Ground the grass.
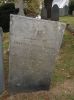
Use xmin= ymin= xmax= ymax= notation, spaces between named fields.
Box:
xmin=0 ymin=16 xmax=74 ymax=100
xmin=60 ymin=16 xmax=74 ymax=24
xmin=52 ymin=30 xmax=74 ymax=85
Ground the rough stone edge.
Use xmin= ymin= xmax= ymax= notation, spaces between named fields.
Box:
xmin=10 ymin=14 xmax=66 ymax=27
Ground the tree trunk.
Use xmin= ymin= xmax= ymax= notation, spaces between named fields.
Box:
xmin=44 ymin=0 xmax=53 ymax=18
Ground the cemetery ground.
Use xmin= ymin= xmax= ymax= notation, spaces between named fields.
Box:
xmin=0 ymin=16 xmax=74 ymax=100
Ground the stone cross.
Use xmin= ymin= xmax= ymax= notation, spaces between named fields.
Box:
xmin=15 ymin=0 xmax=24 ymax=15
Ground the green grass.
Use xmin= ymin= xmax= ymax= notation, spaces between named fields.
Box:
xmin=52 ymin=30 xmax=74 ymax=85
xmin=52 ymin=16 xmax=74 ymax=86
xmin=60 ymin=16 xmax=74 ymax=24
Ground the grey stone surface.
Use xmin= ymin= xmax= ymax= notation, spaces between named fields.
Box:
xmin=0 ymin=27 xmax=4 ymax=94
xmin=51 ymin=5 xmax=59 ymax=21
xmin=8 ymin=14 xmax=66 ymax=94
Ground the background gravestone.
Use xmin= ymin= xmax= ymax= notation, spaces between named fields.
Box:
xmin=41 ymin=7 xmax=47 ymax=19
xmin=64 ymin=5 xmax=69 ymax=16
xmin=0 ymin=27 xmax=4 ymax=94
xmin=8 ymin=14 xmax=66 ymax=94
xmin=59 ymin=7 xmax=65 ymax=17
xmin=51 ymin=5 xmax=59 ymax=21
xmin=72 ymin=11 xmax=74 ymax=16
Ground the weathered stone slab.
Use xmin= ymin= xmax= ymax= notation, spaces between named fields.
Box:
xmin=8 ymin=15 xmax=66 ymax=94
xmin=0 ymin=27 xmax=4 ymax=94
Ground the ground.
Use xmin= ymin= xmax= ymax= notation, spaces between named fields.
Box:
xmin=0 ymin=16 xmax=74 ymax=100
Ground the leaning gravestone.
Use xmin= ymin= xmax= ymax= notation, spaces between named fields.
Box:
xmin=0 ymin=27 xmax=4 ymax=94
xmin=8 ymin=14 xmax=66 ymax=94
xmin=51 ymin=5 xmax=59 ymax=21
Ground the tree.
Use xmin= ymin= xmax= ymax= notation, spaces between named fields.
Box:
xmin=44 ymin=0 xmax=53 ymax=18
xmin=26 ymin=0 xmax=40 ymax=15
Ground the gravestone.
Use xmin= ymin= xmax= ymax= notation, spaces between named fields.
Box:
xmin=51 ymin=5 xmax=59 ymax=21
xmin=8 ymin=14 xmax=66 ymax=94
xmin=64 ymin=5 xmax=69 ymax=16
xmin=41 ymin=7 xmax=47 ymax=19
xmin=0 ymin=27 xmax=4 ymax=94
xmin=72 ymin=11 xmax=74 ymax=16
xmin=59 ymin=8 xmax=65 ymax=16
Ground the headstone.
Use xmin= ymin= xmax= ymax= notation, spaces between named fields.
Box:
xmin=59 ymin=8 xmax=65 ymax=16
xmin=51 ymin=5 xmax=59 ymax=21
xmin=64 ymin=5 xmax=69 ymax=16
xmin=0 ymin=27 xmax=4 ymax=94
xmin=41 ymin=7 xmax=47 ymax=19
xmin=8 ymin=14 xmax=66 ymax=94
xmin=72 ymin=11 xmax=74 ymax=16
xmin=59 ymin=6 xmax=69 ymax=17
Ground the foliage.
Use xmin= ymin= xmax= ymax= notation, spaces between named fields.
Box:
xmin=0 ymin=3 xmax=19 ymax=32
xmin=69 ymin=0 xmax=74 ymax=15
xmin=24 ymin=0 xmax=40 ymax=16
xmin=0 ymin=0 xmax=40 ymax=16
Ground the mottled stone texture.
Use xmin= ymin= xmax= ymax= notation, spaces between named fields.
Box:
xmin=0 ymin=27 xmax=4 ymax=94
xmin=8 ymin=15 xmax=66 ymax=94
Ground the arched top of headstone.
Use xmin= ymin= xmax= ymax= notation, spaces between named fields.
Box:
xmin=53 ymin=4 xmax=59 ymax=9
xmin=52 ymin=0 xmax=69 ymax=8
